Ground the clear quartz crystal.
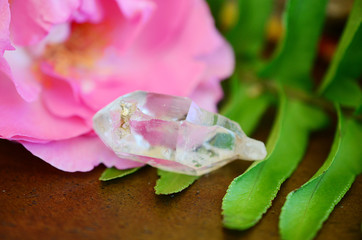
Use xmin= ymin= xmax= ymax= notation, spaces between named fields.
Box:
xmin=93 ymin=91 xmax=267 ymax=176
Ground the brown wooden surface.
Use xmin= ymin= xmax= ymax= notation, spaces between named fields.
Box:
xmin=0 ymin=121 xmax=361 ymax=240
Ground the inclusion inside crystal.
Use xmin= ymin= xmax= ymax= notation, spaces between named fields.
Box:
xmin=93 ymin=91 xmax=267 ymax=176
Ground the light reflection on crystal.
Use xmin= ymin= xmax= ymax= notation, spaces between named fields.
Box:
xmin=93 ymin=91 xmax=267 ymax=176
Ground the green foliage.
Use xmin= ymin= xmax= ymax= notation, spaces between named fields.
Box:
xmin=99 ymin=167 xmax=141 ymax=181
xmin=222 ymin=95 xmax=328 ymax=230
xmin=220 ymin=0 xmax=362 ymax=235
xmin=319 ymin=0 xmax=362 ymax=108
xmin=221 ymin=75 xmax=272 ymax=135
xmin=154 ymin=169 xmax=199 ymax=195
xmin=260 ymin=0 xmax=329 ymax=90
xmin=279 ymin=108 xmax=362 ymax=240
xmin=226 ymin=0 xmax=274 ymax=60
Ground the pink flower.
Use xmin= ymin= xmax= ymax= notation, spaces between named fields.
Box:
xmin=0 ymin=0 xmax=234 ymax=172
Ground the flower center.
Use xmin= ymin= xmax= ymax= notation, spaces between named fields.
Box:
xmin=42 ymin=22 xmax=111 ymax=77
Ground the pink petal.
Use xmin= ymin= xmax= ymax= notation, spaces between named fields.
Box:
xmin=0 ymin=58 xmax=90 ymax=141
xmin=38 ymin=63 xmax=93 ymax=124
xmin=175 ymin=0 xmax=224 ymax=56
xmin=0 ymin=0 xmax=13 ymax=54
xmin=189 ymin=78 xmax=223 ymax=113
xmin=41 ymin=74 xmax=94 ymax=125
xmin=80 ymin=79 xmax=138 ymax=110
xmin=98 ymin=0 xmax=155 ymax=53
xmin=4 ymin=48 xmax=42 ymax=102
xmin=21 ymin=135 xmax=145 ymax=172
xmin=189 ymin=42 xmax=234 ymax=112
xmin=134 ymin=0 xmax=222 ymax=55
xmin=9 ymin=0 xmax=80 ymax=45
xmin=197 ymin=42 xmax=234 ymax=82
xmin=72 ymin=0 xmax=104 ymax=23
xmin=132 ymin=0 xmax=192 ymax=52
xmin=115 ymin=0 xmax=155 ymax=21
xmin=80 ymin=53 xmax=206 ymax=110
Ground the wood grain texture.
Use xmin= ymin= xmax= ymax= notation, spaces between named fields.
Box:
xmin=0 ymin=119 xmax=361 ymax=240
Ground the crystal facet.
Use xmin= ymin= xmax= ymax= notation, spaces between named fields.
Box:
xmin=93 ymin=91 xmax=267 ymax=176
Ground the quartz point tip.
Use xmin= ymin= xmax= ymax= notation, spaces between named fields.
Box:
xmin=93 ymin=91 xmax=267 ymax=176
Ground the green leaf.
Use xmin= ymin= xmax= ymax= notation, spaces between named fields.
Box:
xmin=355 ymin=105 xmax=362 ymax=116
xmin=279 ymin=108 xmax=362 ymax=240
xmin=319 ymin=0 xmax=362 ymax=108
xmin=322 ymin=78 xmax=361 ymax=108
xmin=221 ymin=78 xmax=271 ymax=135
xmin=226 ymin=0 xmax=274 ymax=59
xmin=260 ymin=0 xmax=328 ymax=90
xmin=155 ymin=169 xmax=199 ymax=195
xmin=222 ymin=94 xmax=328 ymax=230
xmin=99 ymin=167 xmax=141 ymax=181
